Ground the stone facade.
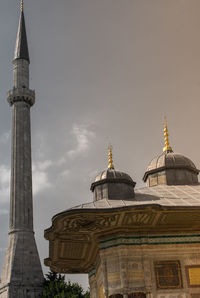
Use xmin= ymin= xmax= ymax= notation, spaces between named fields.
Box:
xmin=89 ymin=235 xmax=200 ymax=298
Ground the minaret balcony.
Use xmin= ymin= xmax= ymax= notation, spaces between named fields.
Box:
xmin=7 ymin=87 xmax=35 ymax=106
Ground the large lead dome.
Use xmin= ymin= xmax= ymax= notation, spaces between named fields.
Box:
xmin=143 ymin=120 xmax=199 ymax=186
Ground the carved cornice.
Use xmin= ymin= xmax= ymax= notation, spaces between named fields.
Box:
xmin=44 ymin=205 xmax=200 ymax=273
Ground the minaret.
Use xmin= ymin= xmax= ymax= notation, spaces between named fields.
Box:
xmin=0 ymin=2 xmax=44 ymax=297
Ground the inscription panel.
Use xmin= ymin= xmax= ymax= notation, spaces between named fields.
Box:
xmin=154 ymin=260 xmax=182 ymax=289
xmin=186 ymin=265 xmax=200 ymax=287
xmin=122 ymin=212 xmax=154 ymax=226
xmin=127 ymin=271 xmax=144 ymax=281
xmin=107 ymin=272 xmax=120 ymax=283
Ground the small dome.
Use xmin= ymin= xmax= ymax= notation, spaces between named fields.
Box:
xmin=145 ymin=152 xmax=198 ymax=173
xmin=143 ymin=151 xmax=199 ymax=186
xmin=91 ymin=168 xmax=136 ymax=201
xmin=93 ymin=168 xmax=134 ymax=184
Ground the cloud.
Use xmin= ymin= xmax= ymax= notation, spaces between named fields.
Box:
xmin=0 ymin=208 xmax=9 ymax=215
xmin=32 ymin=160 xmax=52 ymax=195
xmin=61 ymin=169 xmax=70 ymax=177
xmin=33 ymin=133 xmax=47 ymax=159
xmin=0 ymin=131 xmax=10 ymax=145
xmin=0 ymin=165 xmax=10 ymax=204
xmin=34 ymin=160 xmax=53 ymax=171
xmin=0 ymin=159 xmax=53 ymax=202
xmin=31 ymin=123 xmax=96 ymax=193
xmin=67 ymin=124 xmax=95 ymax=159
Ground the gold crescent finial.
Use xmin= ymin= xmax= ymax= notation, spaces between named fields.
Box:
xmin=108 ymin=145 xmax=114 ymax=169
xmin=162 ymin=116 xmax=173 ymax=153
xmin=21 ymin=0 xmax=24 ymax=11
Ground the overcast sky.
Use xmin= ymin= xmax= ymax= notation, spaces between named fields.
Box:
xmin=0 ymin=0 xmax=200 ymax=290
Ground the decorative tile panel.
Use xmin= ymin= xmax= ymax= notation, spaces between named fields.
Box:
xmin=154 ymin=260 xmax=182 ymax=289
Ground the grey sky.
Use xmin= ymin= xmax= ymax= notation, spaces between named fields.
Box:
xmin=0 ymin=0 xmax=200 ymax=290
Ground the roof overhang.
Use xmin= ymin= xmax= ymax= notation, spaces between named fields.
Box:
xmin=44 ymin=204 xmax=200 ymax=273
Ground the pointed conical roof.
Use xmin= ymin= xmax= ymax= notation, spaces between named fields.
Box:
xmin=14 ymin=10 xmax=30 ymax=63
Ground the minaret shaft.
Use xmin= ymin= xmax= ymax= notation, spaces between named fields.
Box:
xmin=10 ymin=102 xmax=33 ymax=231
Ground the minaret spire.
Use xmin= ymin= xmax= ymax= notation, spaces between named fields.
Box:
xmin=0 ymin=2 xmax=43 ymax=297
xmin=14 ymin=0 xmax=29 ymax=63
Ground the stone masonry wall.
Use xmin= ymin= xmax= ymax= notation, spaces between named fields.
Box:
xmin=89 ymin=234 xmax=200 ymax=298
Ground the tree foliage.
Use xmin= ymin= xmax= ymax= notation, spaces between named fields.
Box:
xmin=41 ymin=271 xmax=90 ymax=298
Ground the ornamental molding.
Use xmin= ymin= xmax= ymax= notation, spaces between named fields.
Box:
xmin=99 ymin=234 xmax=200 ymax=250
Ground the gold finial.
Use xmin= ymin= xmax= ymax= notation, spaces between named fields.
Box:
xmin=162 ymin=116 xmax=173 ymax=153
xmin=108 ymin=145 xmax=114 ymax=169
xmin=21 ymin=0 xmax=24 ymax=11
